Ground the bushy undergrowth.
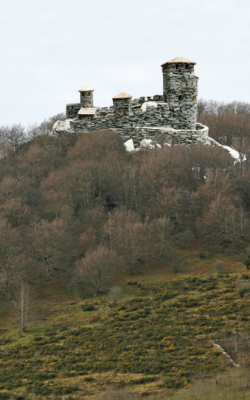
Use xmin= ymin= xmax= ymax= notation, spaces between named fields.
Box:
xmin=0 ymin=273 xmax=250 ymax=398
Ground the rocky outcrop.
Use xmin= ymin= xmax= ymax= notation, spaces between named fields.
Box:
xmin=50 ymin=119 xmax=75 ymax=135
xmin=212 ymin=341 xmax=240 ymax=368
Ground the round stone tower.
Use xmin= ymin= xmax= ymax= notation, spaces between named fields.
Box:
xmin=78 ymin=86 xmax=94 ymax=108
xmin=112 ymin=92 xmax=132 ymax=117
xmin=161 ymin=57 xmax=198 ymax=130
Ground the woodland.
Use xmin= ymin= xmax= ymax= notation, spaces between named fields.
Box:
xmin=0 ymin=100 xmax=250 ymax=399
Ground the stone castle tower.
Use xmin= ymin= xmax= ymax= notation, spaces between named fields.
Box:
xmin=161 ymin=57 xmax=198 ymax=130
xmin=112 ymin=92 xmax=132 ymax=117
xmin=78 ymin=86 xmax=94 ymax=108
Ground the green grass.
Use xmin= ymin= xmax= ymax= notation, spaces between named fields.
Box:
xmin=0 ymin=247 xmax=249 ymax=399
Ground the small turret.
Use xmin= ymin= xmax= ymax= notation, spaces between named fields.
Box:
xmin=112 ymin=92 xmax=132 ymax=117
xmin=78 ymin=86 xmax=94 ymax=108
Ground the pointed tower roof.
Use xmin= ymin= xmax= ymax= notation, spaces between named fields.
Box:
xmin=112 ymin=92 xmax=132 ymax=100
xmin=78 ymin=86 xmax=94 ymax=92
xmin=161 ymin=57 xmax=196 ymax=67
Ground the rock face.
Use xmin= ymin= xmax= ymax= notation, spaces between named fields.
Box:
xmin=50 ymin=119 xmax=75 ymax=135
xmin=124 ymin=139 xmax=135 ymax=152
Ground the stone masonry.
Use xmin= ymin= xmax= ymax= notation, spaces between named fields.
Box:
xmin=112 ymin=92 xmax=133 ymax=117
xmin=79 ymin=86 xmax=94 ymax=108
xmin=52 ymin=57 xmax=211 ymax=148
xmin=162 ymin=58 xmax=198 ymax=129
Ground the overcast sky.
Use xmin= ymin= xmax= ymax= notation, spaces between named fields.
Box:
xmin=0 ymin=0 xmax=249 ymax=126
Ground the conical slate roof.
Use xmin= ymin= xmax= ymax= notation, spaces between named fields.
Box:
xmin=112 ymin=92 xmax=132 ymax=99
xmin=161 ymin=57 xmax=196 ymax=67
xmin=78 ymin=86 xmax=94 ymax=92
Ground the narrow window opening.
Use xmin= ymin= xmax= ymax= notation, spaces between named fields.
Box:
xmin=182 ymin=81 xmax=187 ymax=87
xmin=192 ymin=95 xmax=197 ymax=101
xmin=86 ymin=100 xmax=90 ymax=105
xmin=185 ymin=65 xmax=188 ymax=69
xmin=176 ymin=64 xmax=178 ymax=70
xmin=164 ymin=94 xmax=167 ymax=102
xmin=120 ymin=109 xmax=124 ymax=115
xmin=85 ymin=116 xmax=89 ymax=121
xmin=179 ymin=94 xmax=184 ymax=101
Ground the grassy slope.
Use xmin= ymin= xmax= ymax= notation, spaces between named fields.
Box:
xmin=1 ymin=246 xmax=250 ymax=399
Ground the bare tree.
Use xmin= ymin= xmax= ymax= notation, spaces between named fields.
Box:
xmin=153 ymin=216 xmax=172 ymax=257
xmin=6 ymin=123 xmax=26 ymax=151
xmin=0 ymin=126 xmax=13 ymax=159
xmin=0 ymin=217 xmax=24 ymax=303
xmin=74 ymin=245 xmax=124 ymax=294
xmin=27 ymin=113 xmax=65 ymax=139
xmin=26 ymin=218 xmax=74 ymax=283
xmin=215 ymin=259 xmax=225 ymax=274
xmin=12 ymin=282 xmax=42 ymax=332
xmin=197 ymin=194 xmax=247 ymax=248
xmin=103 ymin=209 xmax=151 ymax=275
xmin=109 ymin=286 xmax=124 ymax=305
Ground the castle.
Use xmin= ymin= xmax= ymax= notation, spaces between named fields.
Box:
xmin=52 ymin=57 xmax=212 ymax=149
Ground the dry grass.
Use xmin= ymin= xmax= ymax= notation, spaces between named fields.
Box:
xmin=87 ymin=371 xmax=250 ymax=400
xmin=89 ymin=387 xmax=137 ymax=400
xmin=170 ymin=370 xmax=250 ymax=400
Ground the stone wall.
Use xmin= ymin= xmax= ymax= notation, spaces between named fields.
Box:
xmin=66 ymin=95 xmax=165 ymax=119
xmin=127 ymin=123 xmax=209 ymax=147
xmin=66 ymin=97 xmax=197 ymax=132
xmin=66 ymin=103 xmax=81 ymax=119
xmin=132 ymin=95 xmax=163 ymax=106
xmin=55 ymin=98 xmax=210 ymax=148
xmin=67 ymin=102 xmax=172 ymax=134
xmin=65 ymin=118 xmax=209 ymax=147
xmin=61 ymin=86 xmax=206 ymax=149
xmin=113 ymin=98 xmax=132 ymax=117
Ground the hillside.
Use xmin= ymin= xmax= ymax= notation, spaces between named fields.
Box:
xmin=0 ymin=106 xmax=250 ymax=399
xmin=0 ymin=249 xmax=250 ymax=399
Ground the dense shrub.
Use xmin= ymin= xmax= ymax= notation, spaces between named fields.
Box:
xmin=81 ymin=303 xmax=96 ymax=311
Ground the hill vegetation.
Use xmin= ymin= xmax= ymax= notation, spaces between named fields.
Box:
xmin=0 ymin=100 xmax=250 ymax=399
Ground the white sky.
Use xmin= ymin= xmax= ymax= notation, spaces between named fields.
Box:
xmin=0 ymin=0 xmax=249 ymax=126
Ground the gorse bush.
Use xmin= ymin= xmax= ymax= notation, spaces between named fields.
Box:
xmin=215 ymin=260 xmax=225 ymax=274
xmin=1 ymin=274 xmax=249 ymax=398
xmin=81 ymin=303 xmax=95 ymax=311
